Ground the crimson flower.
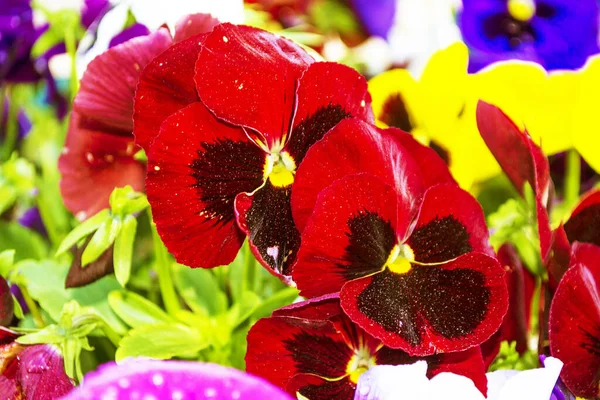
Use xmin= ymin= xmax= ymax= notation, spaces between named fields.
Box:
xmin=135 ymin=23 xmax=372 ymax=281
xmin=0 ymin=328 xmax=74 ymax=399
xmin=59 ymin=14 xmax=220 ymax=220
xmin=246 ymin=295 xmax=488 ymax=400
xmin=291 ymin=118 xmax=508 ymax=355
xmin=549 ymin=242 xmax=600 ymax=398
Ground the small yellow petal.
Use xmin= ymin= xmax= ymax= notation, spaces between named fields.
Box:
xmin=572 ymin=55 xmax=600 ymax=173
xmin=368 ymin=69 xmax=420 ymax=129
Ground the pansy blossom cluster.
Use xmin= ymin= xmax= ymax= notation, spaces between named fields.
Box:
xmin=128 ymin=22 xmax=509 ymax=398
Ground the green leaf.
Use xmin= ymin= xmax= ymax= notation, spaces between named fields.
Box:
xmin=115 ymin=323 xmax=208 ymax=361
xmin=109 ymin=186 xmax=148 ymax=217
xmin=0 ymin=222 xmax=48 ymax=261
xmin=113 ymin=216 xmax=137 ymax=287
xmin=16 ymin=325 xmax=63 ymax=345
xmin=108 ymin=290 xmax=174 ymax=328
xmin=12 ymin=295 xmax=23 ymax=319
xmin=0 ymin=250 xmax=15 ymax=277
xmin=18 ymin=260 xmax=126 ymax=334
xmin=81 ymin=217 xmax=122 ymax=266
xmin=173 ymin=264 xmax=226 ymax=315
xmin=56 ymin=209 xmax=110 ymax=256
xmin=227 ymin=291 xmax=260 ymax=329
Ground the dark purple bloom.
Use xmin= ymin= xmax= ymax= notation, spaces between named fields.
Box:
xmin=348 ymin=0 xmax=397 ymax=39
xmin=0 ymin=0 xmax=44 ymax=83
xmin=109 ymin=23 xmax=150 ymax=48
xmin=459 ymin=0 xmax=600 ymax=72
xmin=18 ymin=207 xmax=47 ymax=237
xmin=61 ymin=358 xmax=293 ymax=400
xmin=81 ymin=0 xmax=110 ymax=29
xmin=0 ymin=97 xmax=32 ymax=145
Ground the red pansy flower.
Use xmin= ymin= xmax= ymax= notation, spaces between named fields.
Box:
xmin=246 ymin=295 xmax=488 ymax=399
xmin=549 ymin=242 xmax=600 ymax=398
xmin=543 ymin=188 xmax=600 ymax=286
xmin=292 ymin=119 xmax=508 ymax=355
xmin=475 ymin=101 xmax=552 ymax=262
xmin=0 ymin=328 xmax=74 ymax=399
xmin=135 ymin=23 xmax=372 ymax=281
xmin=59 ymin=14 xmax=219 ymax=220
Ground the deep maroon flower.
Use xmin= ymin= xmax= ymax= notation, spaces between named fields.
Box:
xmin=549 ymin=242 xmax=600 ymax=398
xmin=0 ymin=276 xmax=13 ymax=326
xmin=291 ymin=118 xmax=508 ymax=355
xmin=61 ymin=358 xmax=292 ymax=400
xmin=0 ymin=328 xmax=74 ymax=399
xmin=59 ymin=15 xmax=218 ymax=220
xmin=476 ymin=101 xmax=552 ymax=261
xmin=135 ymin=23 xmax=373 ymax=281
xmin=246 ymin=295 xmax=487 ymax=399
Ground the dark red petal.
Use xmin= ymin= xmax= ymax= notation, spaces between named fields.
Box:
xmin=59 ymin=112 xmax=145 ymax=219
xmin=294 ymin=174 xmax=399 ymax=298
xmin=273 ymin=294 xmax=343 ymax=321
xmin=75 ymin=28 xmax=172 ymax=132
xmin=65 ymin=238 xmax=114 ymax=288
xmin=407 ymin=184 xmax=494 ymax=263
xmin=388 ymin=128 xmax=456 ymax=188
xmin=18 ymin=345 xmax=75 ymax=400
xmin=547 ymin=224 xmax=572 ymax=285
xmin=550 ymin=242 xmax=600 ymax=398
xmin=0 ymin=327 xmax=20 ymax=344
xmin=476 ymin=101 xmax=552 ymax=259
xmin=341 ymin=253 xmax=508 ymax=356
xmin=235 ymin=182 xmax=300 ymax=283
xmin=432 ymin=347 xmax=487 ymax=396
xmin=173 ymin=13 xmax=220 ymax=43
xmin=284 ymin=62 xmax=373 ymax=163
xmin=564 ymin=189 xmax=600 ymax=247
xmin=287 ymin=374 xmax=356 ymax=400
xmin=195 ymin=23 xmax=313 ymax=149
xmin=0 ymin=276 xmax=12 ymax=327
xmin=146 ymin=102 xmax=265 ymax=268
xmin=496 ymin=243 xmax=529 ymax=354
xmin=292 ymin=118 xmax=424 ymax=233
xmin=133 ymin=33 xmax=205 ymax=151
xmin=245 ymin=316 xmax=353 ymax=392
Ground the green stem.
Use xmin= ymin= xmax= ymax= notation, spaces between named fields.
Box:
xmin=245 ymin=242 xmax=258 ymax=292
xmin=1 ymin=86 xmax=18 ymax=161
xmin=19 ymin=285 xmax=45 ymax=328
xmin=64 ymin=19 xmax=78 ymax=102
xmin=564 ymin=149 xmax=581 ymax=208
xmin=149 ymin=210 xmax=180 ymax=316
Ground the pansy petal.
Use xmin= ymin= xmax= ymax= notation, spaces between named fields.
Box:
xmin=564 ymin=189 xmax=600 ymax=247
xmin=433 ymin=347 xmax=487 ymax=396
xmin=61 ymin=359 xmax=292 ymax=400
xmin=284 ymin=62 xmax=373 ymax=164
xmin=245 ymin=316 xmax=352 ymax=391
xmin=294 ymin=174 xmax=399 ymax=298
xmin=235 ymin=182 xmax=299 ymax=283
xmin=407 ymin=184 xmax=493 ymax=263
xmin=18 ymin=345 xmax=74 ymax=399
xmin=476 ymin=101 xmax=552 ymax=259
xmin=547 ymin=224 xmax=571 ymax=286
xmin=0 ymin=275 xmax=12 ymax=327
xmin=354 ymin=362 xmax=430 ymax=400
xmin=75 ymin=28 xmax=172 ymax=132
xmin=549 ymin=242 xmax=600 ymax=398
xmin=341 ymin=253 xmax=508 ymax=355
xmin=486 ymin=357 xmax=563 ymax=400
xmin=173 ymin=13 xmax=219 ymax=43
xmin=147 ymin=102 xmax=265 ymax=269
xmin=273 ymin=293 xmax=342 ymax=321
xmin=59 ymin=113 xmax=145 ymax=219
xmin=133 ymin=33 xmax=204 ymax=151
xmin=390 ymin=129 xmax=456 ymax=188
xmin=292 ymin=118 xmax=424 ymax=233
xmin=195 ymin=23 xmax=313 ymax=149
xmin=288 ymin=374 xmax=356 ymax=400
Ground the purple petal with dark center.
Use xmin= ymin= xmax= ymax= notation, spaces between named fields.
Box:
xmin=60 ymin=359 xmax=294 ymax=400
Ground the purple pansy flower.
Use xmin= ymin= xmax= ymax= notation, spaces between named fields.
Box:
xmin=61 ymin=358 xmax=293 ymax=400
xmin=459 ymin=0 xmax=600 ymax=72
xmin=348 ymin=0 xmax=397 ymax=39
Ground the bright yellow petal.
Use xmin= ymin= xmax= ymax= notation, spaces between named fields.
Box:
xmin=368 ymin=68 xmax=420 ymax=129
xmin=572 ymin=55 xmax=600 ymax=173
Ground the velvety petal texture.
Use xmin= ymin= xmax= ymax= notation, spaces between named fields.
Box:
xmin=146 ymin=102 xmax=263 ymax=268
xmin=60 ymin=358 xmax=292 ymax=400
xmin=549 ymin=242 xmax=600 ymax=398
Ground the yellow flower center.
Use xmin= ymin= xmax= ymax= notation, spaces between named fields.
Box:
xmin=346 ymin=346 xmax=376 ymax=384
xmin=385 ymin=243 xmax=415 ymax=275
xmin=507 ymin=0 xmax=536 ymax=22
xmin=264 ymin=151 xmax=296 ymax=187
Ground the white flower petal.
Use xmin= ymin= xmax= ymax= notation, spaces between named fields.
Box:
xmin=354 ymin=361 xmax=430 ymax=400
xmin=486 ymin=357 xmax=563 ymax=400
xmin=428 ymin=372 xmax=486 ymax=400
